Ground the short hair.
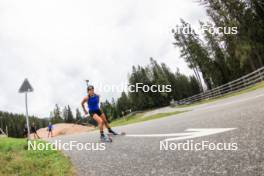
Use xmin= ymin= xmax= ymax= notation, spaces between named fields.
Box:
xmin=87 ymin=85 xmax=94 ymax=91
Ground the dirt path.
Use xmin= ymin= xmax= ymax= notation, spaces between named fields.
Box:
xmin=31 ymin=123 xmax=95 ymax=139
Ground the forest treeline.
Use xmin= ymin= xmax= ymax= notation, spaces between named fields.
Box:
xmin=100 ymin=58 xmax=201 ymax=121
xmin=0 ymin=106 xmax=85 ymax=138
xmin=173 ymin=0 xmax=264 ymax=89
xmin=120 ymin=59 xmax=198 ymax=110
xmin=0 ymin=111 xmax=48 ymax=138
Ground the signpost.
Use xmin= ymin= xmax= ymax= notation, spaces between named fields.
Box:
xmin=19 ymin=78 xmax=34 ymax=139
xmin=85 ymin=80 xmax=89 ymax=88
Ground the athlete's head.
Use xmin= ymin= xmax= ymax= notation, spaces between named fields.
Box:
xmin=87 ymin=85 xmax=94 ymax=96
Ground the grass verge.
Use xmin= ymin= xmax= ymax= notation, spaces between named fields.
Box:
xmin=176 ymin=81 xmax=264 ymax=108
xmin=0 ymin=137 xmax=74 ymax=176
xmin=110 ymin=111 xmax=186 ymax=127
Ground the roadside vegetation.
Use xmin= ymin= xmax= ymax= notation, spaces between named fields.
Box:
xmin=0 ymin=137 xmax=74 ymax=176
xmin=110 ymin=111 xmax=186 ymax=127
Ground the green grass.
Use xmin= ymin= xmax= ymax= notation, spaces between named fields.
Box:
xmin=110 ymin=111 xmax=186 ymax=127
xmin=0 ymin=137 xmax=74 ymax=176
xmin=176 ymin=81 xmax=264 ymax=108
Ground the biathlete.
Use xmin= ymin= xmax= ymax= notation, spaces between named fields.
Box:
xmin=81 ymin=85 xmax=118 ymax=141
xmin=47 ymin=122 xmax=53 ymax=138
xmin=31 ymin=122 xmax=40 ymax=139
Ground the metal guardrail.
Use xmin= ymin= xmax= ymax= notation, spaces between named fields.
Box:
xmin=175 ymin=66 xmax=264 ymax=105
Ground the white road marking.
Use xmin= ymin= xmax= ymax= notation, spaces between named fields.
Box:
xmin=125 ymin=128 xmax=236 ymax=142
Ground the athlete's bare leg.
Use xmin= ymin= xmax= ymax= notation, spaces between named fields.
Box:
xmin=92 ymin=114 xmax=104 ymax=132
xmin=100 ymin=113 xmax=111 ymax=129
xmin=100 ymin=113 xmax=118 ymax=135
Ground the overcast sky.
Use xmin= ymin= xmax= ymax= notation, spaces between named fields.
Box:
xmin=0 ymin=0 xmax=207 ymax=117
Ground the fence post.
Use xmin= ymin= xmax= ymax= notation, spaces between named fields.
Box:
xmin=229 ymin=82 xmax=233 ymax=92
xmin=258 ymin=69 xmax=263 ymax=81
xmin=6 ymin=126 xmax=8 ymax=137
xmin=243 ymin=78 xmax=248 ymax=88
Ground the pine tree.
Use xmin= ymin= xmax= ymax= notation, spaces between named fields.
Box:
xmin=52 ymin=104 xmax=63 ymax=124
xmin=76 ymin=108 xmax=82 ymax=122
xmin=67 ymin=105 xmax=74 ymax=123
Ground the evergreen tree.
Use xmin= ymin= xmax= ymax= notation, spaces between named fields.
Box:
xmin=117 ymin=58 xmax=201 ymax=112
xmin=67 ymin=105 xmax=74 ymax=123
xmin=63 ymin=106 xmax=68 ymax=122
xmin=52 ymin=104 xmax=63 ymax=124
xmin=0 ymin=111 xmax=48 ymax=138
xmin=62 ymin=105 xmax=74 ymax=123
xmin=76 ymin=108 xmax=82 ymax=122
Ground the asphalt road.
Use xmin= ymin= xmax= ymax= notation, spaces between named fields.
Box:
xmin=48 ymin=88 xmax=264 ymax=176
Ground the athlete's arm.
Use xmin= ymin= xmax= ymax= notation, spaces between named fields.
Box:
xmin=81 ymin=96 xmax=89 ymax=115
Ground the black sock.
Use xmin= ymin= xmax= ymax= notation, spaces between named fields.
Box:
xmin=100 ymin=131 xmax=104 ymax=137
xmin=108 ymin=128 xmax=117 ymax=135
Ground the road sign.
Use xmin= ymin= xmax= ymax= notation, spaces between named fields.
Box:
xmin=19 ymin=78 xmax=34 ymax=139
xmin=19 ymin=78 xmax=33 ymax=93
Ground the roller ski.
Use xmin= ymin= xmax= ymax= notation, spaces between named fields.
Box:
xmin=100 ymin=134 xmax=112 ymax=143
xmin=108 ymin=128 xmax=119 ymax=135
xmin=108 ymin=129 xmax=126 ymax=136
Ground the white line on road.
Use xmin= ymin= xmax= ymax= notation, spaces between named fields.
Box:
xmin=125 ymin=128 xmax=236 ymax=142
